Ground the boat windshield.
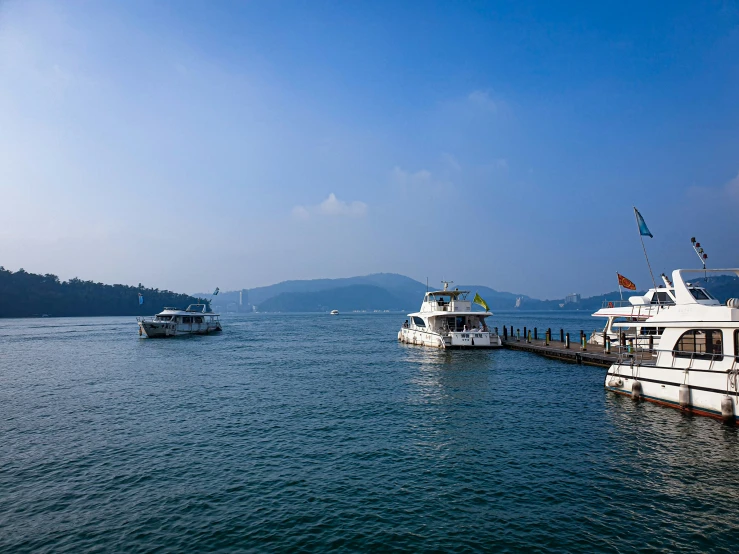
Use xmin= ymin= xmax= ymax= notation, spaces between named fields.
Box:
xmin=155 ymin=315 xmax=173 ymax=321
xmin=688 ymin=288 xmax=710 ymax=300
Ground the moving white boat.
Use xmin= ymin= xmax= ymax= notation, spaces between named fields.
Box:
xmin=330 ymin=310 xmax=339 ymax=315
xmin=398 ymin=282 xmax=502 ymax=349
xmin=604 ymin=268 xmax=739 ymax=423
xmin=137 ymin=304 xmax=222 ymax=338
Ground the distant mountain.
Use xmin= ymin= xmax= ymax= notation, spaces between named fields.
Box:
xmin=208 ymin=272 xmax=739 ymax=314
xmin=257 ymin=284 xmax=407 ymax=312
xmin=248 ymin=273 xmax=427 ymax=306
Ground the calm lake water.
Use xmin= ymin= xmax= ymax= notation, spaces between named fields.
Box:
xmin=1 ymin=312 xmax=738 ymax=552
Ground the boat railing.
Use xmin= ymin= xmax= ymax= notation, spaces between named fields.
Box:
xmin=616 ymin=345 xmax=725 ymax=369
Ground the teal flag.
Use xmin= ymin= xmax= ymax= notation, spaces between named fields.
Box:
xmin=138 ymin=293 xmax=143 ymax=305
xmin=634 ymin=207 xmax=653 ymax=238
xmin=213 ymin=287 xmax=220 ymax=296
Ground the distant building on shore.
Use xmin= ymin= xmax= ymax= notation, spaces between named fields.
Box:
xmin=564 ymin=293 xmax=581 ymax=304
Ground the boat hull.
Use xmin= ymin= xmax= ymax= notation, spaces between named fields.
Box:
xmin=139 ymin=321 xmax=222 ymax=338
xmin=398 ymin=327 xmax=502 ymax=349
xmin=605 ymin=363 xmax=739 ymax=423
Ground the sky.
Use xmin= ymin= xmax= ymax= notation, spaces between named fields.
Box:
xmin=1 ymin=0 xmax=738 ymax=299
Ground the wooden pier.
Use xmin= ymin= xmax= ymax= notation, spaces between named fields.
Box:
xmin=496 ymin=326 xmax=657 ymax=368
xmin=501 ymin=337 xmax=617 ymax=368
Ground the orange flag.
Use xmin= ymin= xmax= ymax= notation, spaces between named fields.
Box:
xmin=617 ymin=273 xmax=636 ymax=290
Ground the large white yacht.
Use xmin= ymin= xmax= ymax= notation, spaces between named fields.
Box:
xmin=604 ymin=268 xmax=739 ymax=423
xmin=398 ymin=282 xmax=502 ymax=349
xmin=137 ymin=304 xmax=222 ymax=338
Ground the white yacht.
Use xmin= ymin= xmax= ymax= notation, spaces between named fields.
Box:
xmin=330 ymin=310 xmax=339 ymax=315
xmin=398 ymin=282 xmax=502 ymax=349
xmin=604 ymin=268 xmax=739 ymax=423
xmin=588 ymin=274 xmax=675 ymax=347
xmin=137 ymin=304 xmax=222 ymax=338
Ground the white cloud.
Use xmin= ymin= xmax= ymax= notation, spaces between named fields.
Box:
xmin=441 ymin=152 xmax=461 ymax=172
xmin=467 ymin=90 xmax=498 ymax=113
xmin=391 ymin=166 xmax=432 ymax=187
xmin=293 ymin=193 xmax=367 ymax=219
xmin=726 ymin=171 xmax=739 ymax=199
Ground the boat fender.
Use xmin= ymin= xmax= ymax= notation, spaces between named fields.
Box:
xmin=607 ymin=377 xmax=623 ymax=388
xmin=721 ymin=396 xmax=734 ymax=424
xmin=398 ymin=331 xmax=402 ymax=341
xmin=139 ymin=326 xmax=142 ymax=337
xmin=631 ymin=380 xmax=643 ymax=400
xmin=678 ymin=384 xmax=691 ymax=409
xmin=727 ymin=298 xmax=739 ymax=308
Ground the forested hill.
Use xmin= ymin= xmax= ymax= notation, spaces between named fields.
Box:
xmin=0 ymin=267 xmax=207 ymax=318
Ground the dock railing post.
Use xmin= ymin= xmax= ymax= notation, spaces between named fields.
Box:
xmin=510 ymin=326 xmax=513 ymax=338
xmin=517 ymin=329 xmax=520 ymax=342
xmin=560 ymin=329 xmax=564 ymax=343
xmin=545 ymin=329 xmax=550 ymax=346
xmin=534 ymin=327 xmax=538 ymax=340
xmin=524 ymin=326 xmax=527 ymax=340
xmin=503 ymin=326 xmax=507 ymax=340
xmin=527 ymin=330 xmax=532 ymax=343
xmin=565 ymin=333 xmax=570 ymax=349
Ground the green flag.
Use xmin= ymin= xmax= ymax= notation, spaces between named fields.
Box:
xmin=473 ymin=292 xmax=490 ymax=312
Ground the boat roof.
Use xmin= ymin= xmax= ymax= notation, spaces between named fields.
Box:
xmin=157 ymin=304 xmax=219 ymax=315
xmin=425 ymin=289 xmax=470 ymax=298
xmin=407 ymin=311 xmax=491 ymax=318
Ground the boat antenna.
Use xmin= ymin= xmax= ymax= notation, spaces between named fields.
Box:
xmin=426 ymin=277 xmax=429 ymax=293
xmin=690 ymin=237 xmax=708 ymax=280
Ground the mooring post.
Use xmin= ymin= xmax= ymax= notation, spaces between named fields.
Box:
xmin=605 ymin=336 xmax=611 ymax=354
xmin=527 ymin=330 xmax=532 ymax=343
xmin=565 ymin=332 xmax=570 ymax=349
xmin=534 ymin=327 xmax=538 ymax=340
xmin=517 ymin=329 xmax=520 ymax=341
xmin=545 ymin=329 xmax=550 ymax=346
xmin=560 ymin=329 xmax=564 ymax=342
xmin=524 ymin=326 xmax=527 ymax=340
xmin=648 ymin=334 xmax=654 ymax=353
xmin=503 ymin=326 xmax=507 ymax=340
xmin=582 ymin=333 xmax=587 ymax=351
xmin=628 ymin=338 xmax=634 ymax=354
xmin=510 ymin=326 xmax=513 ymax=338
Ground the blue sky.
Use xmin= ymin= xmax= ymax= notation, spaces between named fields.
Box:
xmin=1 ymin=1 xmax=737 ymax=298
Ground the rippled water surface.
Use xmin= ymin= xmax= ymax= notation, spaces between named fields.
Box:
xmin=1 ymin=312 xmax=739 ymax=552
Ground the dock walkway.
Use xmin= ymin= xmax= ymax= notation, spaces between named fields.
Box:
xmin=501 ymin=337 xmax=623 ymax=368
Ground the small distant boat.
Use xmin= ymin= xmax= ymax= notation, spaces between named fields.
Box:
xmin=330 ymin=310 xmax=339 ymax=315
xmin=398 ymin=281 xmax=502 ymax=349
xmin=137 ymin=304 xmax=222 ymax=338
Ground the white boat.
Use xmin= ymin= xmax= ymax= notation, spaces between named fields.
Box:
xmin=604 ymin=268 xmax=739 ymax=423
xmin=330 ymin=310 xmax=339 ymax=315
xmin=137 ymin=304 xmax=222 ymax=338
xmin=588 ymin=273 xmax=675 ymax=347
xmin=398 ymin=282 xmax=502 ymax=349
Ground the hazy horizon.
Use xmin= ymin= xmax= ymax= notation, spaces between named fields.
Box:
xmin=2 ymin=1 xmax=738 ymax=298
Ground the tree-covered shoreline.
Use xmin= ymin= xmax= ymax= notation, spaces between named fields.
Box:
xmin=0 ymin=267 xmax=207 ymax=318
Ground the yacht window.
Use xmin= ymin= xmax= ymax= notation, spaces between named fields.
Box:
xmin=651 ymin=291 xmax=675 ymax=305
xmin=156 ymin=315 xmax=172 ymax=321
xmin=689 ymin=288 xmax=710 ymax=300
xmin=412 ymin=316 xmax=426 ymax=327
xmin=674 ymin=329 xmax=723 ymax=361
xmin=194 ymin=317 xmax=203 ymax=324
xmin=182 ymin=316 xmax=192 ymax=324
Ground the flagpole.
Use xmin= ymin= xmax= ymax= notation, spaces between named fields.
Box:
xmin=633 ymin=207 xmax=659 ymax=302
xmin=617 ymin=273 xmax=623 ymax=302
